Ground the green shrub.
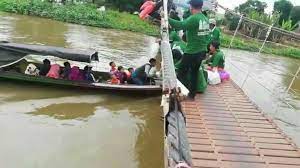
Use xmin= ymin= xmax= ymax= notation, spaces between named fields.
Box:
xmin=0 ymin=0 xmax=159 ymax=36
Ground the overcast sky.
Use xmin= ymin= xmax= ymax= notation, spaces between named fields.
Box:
xmin=217 ymin=0 xmax=300 ymax=14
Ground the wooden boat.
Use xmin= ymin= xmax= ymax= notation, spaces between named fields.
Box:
xmin=0 ymin=42 xmax=162 ymax=96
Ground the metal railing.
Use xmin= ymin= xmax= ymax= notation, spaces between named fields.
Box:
xmin=219 ymin=2 xmax=300 ymax=127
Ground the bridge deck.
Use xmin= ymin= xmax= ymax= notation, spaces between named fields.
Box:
xmin=182 ymin=81 xmax=300 ymax=168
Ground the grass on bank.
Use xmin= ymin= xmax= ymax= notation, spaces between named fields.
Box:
xmin=0 ymin=0 xmax=299 ymax=58
xmin=0 ymin=0 xmax=160 ymax=36
xmin=222 ymin=34 xmax=300 ymax=59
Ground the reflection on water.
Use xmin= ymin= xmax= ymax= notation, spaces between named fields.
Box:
xmin=0 ymin=12 xmax=162 ymax=168
xmin=30 ymin=103 xmax=99 ymax=120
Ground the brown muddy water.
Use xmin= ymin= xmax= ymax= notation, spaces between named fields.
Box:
xmin=0 ymin=13 xmax=163 ymax=168
xmin=0 ymin=12 xmax=300 ymax=167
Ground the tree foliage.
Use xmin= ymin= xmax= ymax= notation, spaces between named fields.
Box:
xmin=273 ymin=0 xmax=293 ymax=25
xmin=290 ymin=6 xmax=300 ymax=26
xmin=236 ymin=0 xmax=267 ymax=14
xmin=105 ymin=0 xmax=143 ymax=12
xmin=281 ymin=19 xmax=298 ymax=31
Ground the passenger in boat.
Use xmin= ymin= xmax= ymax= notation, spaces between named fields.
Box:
xmin=83 ymin=65 xmax=96 ymax=82
xmin=207 ymin=41 xmax=224 ymax=71
xmin=109 ymin=61 xmax=117 ymax=74
xmin=61 ymin=62 xmax=71 ymax=79
xmin=115 ymin=66 xmax=127 ymax=84
xmin=109 ymin=74 xmax=120 ymax=84
xmin=46 ymin=64 xmax=61 ymax=79
xmin=168 ymin=0 xmax=210 ymax=100
xmin=25 ymin=63 xmax=40 ymax=76
xmin=39 ymin=59 xmax=51 ymax=76
xmin=209 ymin=19 xmax=221 ymax=44
xmin=69 ymin=66 xmax=83 ymax=81
xmin=132 ymin=58 xmax=157 ymax=85
xmin=126 ymin=68 xmax=134 ymax=84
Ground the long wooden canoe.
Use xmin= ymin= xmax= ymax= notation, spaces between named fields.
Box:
xmin=0 ymin=71 xmax=162 ymax=96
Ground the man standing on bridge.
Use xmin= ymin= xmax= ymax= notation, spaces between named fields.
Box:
xmin=168 ymin=0 xmax=210 ymax=100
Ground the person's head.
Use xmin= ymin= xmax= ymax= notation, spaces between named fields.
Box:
xmin=83 ymin=65 xmax=89 ymax=72
xmin=43 ymin=59 xmax=50 ymax=65
xmin=189 ymin=0 xmax=203 ymax=14
xmin=118 ymin=66 xmax=124 ymax=72
xmin=128 ymin=68 xmax=134 ymax=73
xmin=64 ymin=62 xmax=71 ymax=68
xmin=209 ymin=41 xmax=220 ymax=54
xmin=149 ymin=58 xmax=157 ymax=67
xmin=209 ymin=19 xmax=216 ymax=29
xmin=109 ymin=61 xmax=116 ymax=67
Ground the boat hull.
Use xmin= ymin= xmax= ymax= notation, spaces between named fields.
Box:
xmin=0 ymin=71 xmax=162 ymax=96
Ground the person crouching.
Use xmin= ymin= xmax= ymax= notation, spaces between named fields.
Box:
xmin=131 ymin=58 xmax=157 ymax=85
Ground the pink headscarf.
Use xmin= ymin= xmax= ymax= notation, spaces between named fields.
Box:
xmin=46 ymin=64 xmax=60 ymax=79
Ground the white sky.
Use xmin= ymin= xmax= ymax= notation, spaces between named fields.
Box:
xmin=217 ymin=0 xmax=300 ymax=14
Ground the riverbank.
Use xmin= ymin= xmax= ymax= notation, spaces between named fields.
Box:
xmin=0 ymin=0 xmax=159 ymax=36
xmin=222 ymin=34 xmax=300 ymax=59
xmin=0 ymin=0 xmax=299 ymax=58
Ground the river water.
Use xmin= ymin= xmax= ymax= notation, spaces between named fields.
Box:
xmin=0 ymin=13 xmax=163 ymax=168
xmin=0 ymin=12 xmax=300 ymax=167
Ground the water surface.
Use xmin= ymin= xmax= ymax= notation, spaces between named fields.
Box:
xmin=0 ymin=12 xmax=163 ymax=168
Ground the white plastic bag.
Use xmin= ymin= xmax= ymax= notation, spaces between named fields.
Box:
xmin=207 ymin=70 xmax=221 ymax=85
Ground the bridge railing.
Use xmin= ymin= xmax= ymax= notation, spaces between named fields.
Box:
xmin=217 ymin=3 xmax=300 ymax=138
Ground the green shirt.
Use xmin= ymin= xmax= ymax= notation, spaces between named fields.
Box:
xmin=210 ymin=27 xmax=221 ymax=43
xmin=208 ymin=50 xmax=225 ymax=68
xmin=169 ymin=13 xmax=210 ymax=54
xmin=170 ymin=31 xmax=186 ymax=53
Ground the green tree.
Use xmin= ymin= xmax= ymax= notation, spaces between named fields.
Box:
xmin=236 ymin=0 xmax=267 ymax=14
xmin=290 ymin=6 xmax=300 ymax=26
xmin=105 ymin=0 xmax=143 ymax=12
xmin=273 ymin=0 xmax=293 ymax=25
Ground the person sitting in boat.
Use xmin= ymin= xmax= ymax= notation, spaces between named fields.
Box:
xmin=114 ymin=66 xmax=127 ymax=84
xmin=131 ymin=58 xmax=157 ymax=85
xmin=109 ymin=61 xmax=117 ymax=74
xmin=83 ymin=65 xmax=96 ymax=82
xmin=61 ymin=62 xmax=71 ymax=79
xmin=126 ymin=68 xmax=134 ymax=84
xmin=109 ymin=74 xmax=120 ymax=85
xmin=39 ymin=59 xmax=51 ymax=76
xmin=25 ymin=63 xmax=40 ymax=76
xmin=46 ymin=64 xmax=61 ymax=79
xmin=69 ymin=66 xmax=83 ymax=81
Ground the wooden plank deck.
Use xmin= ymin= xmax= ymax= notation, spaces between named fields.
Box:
xmin=181 ymin=80 xmax=300 ymax=168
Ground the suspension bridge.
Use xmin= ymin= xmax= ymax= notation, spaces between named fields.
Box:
xmin=162 ymin=0 xmax=300 ymax=167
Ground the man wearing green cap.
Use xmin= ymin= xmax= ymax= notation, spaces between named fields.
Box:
xmin=168 ymin=0 xmax=210 ymax=100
